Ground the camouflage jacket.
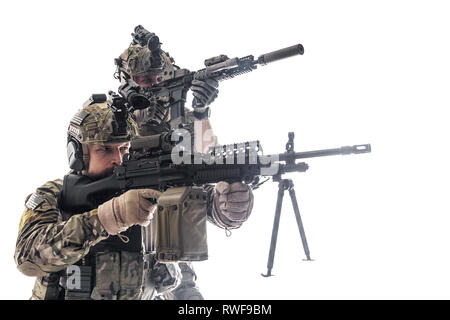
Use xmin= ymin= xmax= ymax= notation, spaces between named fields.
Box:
xmin=15 ymin=179 xmax=120 ymax=299
xmin=16 ymin=179 xmax=107 ymax=275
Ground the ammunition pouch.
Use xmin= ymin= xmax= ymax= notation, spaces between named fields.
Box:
xmin=61 ymin=250 xmax=145 ymax=300
xmin=89 ymin=252 xmax=120 ymax=300
xmin=89 ymin=251 xmax=144 ymax=300
xmin=155 ymin=186 xmax=208 ymax=262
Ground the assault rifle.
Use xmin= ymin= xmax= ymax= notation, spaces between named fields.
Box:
xmin=149 ymin=42 xmax=304 ymax=127
xmin=118 ymin=25 xmax=304 ymax=128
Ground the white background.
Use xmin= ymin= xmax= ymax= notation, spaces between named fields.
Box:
xmin=1 ymin=0 xmax=449 ymax=300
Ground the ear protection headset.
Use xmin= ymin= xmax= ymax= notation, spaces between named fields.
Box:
xmin=67 ymin=94 xmax=107 ymax=171
xmin=67 ymin=137 xmax=84 ymax=171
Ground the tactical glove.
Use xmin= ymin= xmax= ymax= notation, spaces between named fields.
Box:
xmin=191 ymin=78 xmax=219 ymax=119
xmin=212 ymin=182 xmax=254 ymax=229
xmin=97 ymin=189 xmax=161 ymax=235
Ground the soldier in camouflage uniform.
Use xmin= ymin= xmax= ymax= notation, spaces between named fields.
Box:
xmin=115 ymin=43 xmax=253 ymax=300
xmin=15 ymin=96 xmax=254 ymax=299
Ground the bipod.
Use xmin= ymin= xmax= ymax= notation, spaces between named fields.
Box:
xmin=262 ymin=133 xmax=313 ymax=277
xmin=261 ymin=178 xmax=312 ymax=277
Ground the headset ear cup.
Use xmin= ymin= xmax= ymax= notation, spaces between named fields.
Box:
xmin=67 ymin=139 xmax=84 ymax=171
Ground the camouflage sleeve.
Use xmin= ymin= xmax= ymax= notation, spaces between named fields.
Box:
xmin=14 ymin=180 xmax=108 ymax=277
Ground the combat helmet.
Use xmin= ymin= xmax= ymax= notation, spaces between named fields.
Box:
xmin=67 ymin=94 xmax=139 ymax=171
xmin=118 ymin=44 xmax=176 ymax=86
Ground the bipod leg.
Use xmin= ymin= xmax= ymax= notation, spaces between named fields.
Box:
xmin=262 ymin=180 xmax=287 ymax=277
xmin=287 ymin=179 xmax=312 ymax=261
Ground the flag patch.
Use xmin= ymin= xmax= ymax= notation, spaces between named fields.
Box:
xmin=25 ymin=193 xmax=45 ymax=210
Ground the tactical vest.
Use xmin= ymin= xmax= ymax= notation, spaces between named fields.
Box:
xmin=61 ymin=222 xmax=146 ymax=300
xmin=33 ymin=186 xmax=209 ymax=300
xmin=31 ymin=227 xmax=148 ymax=300
xmin=50 ymin=203 xmax=148 ymax=299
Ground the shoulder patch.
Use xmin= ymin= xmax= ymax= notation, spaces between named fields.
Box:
xmin=25 ymin=193 xmax=46 ymax=210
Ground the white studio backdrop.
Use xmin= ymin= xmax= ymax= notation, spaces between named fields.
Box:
xmin=1 ymin=0 xmax=449 ymax=299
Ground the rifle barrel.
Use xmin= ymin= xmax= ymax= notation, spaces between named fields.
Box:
xmin=278 ymin=144 xmax=371 ymax=161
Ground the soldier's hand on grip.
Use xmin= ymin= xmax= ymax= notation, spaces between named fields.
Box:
xmin=97 ymin=189 xmax=161 ymax=235
xmin=212 ymin=182 xmax=254 ymax=228
xmin=191 ymin=78 xmax=219 ymax=109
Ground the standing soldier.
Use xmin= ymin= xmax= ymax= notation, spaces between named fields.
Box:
xmin=113 ymin=33 xmax=254 ymax=299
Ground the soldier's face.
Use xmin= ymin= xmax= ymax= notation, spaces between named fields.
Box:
xmin=87 ymin=142 xmax=130 ymax=179
xmin=132 ymin=73 xmax=163 ymax=87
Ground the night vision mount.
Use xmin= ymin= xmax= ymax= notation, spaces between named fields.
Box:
xmin=131 ymin=25 xmax=163 ymax=70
